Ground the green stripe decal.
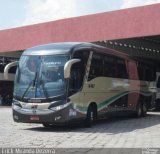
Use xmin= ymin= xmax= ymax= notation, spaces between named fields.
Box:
xmin=97 ymin=91 xmax=129 ymax=110
xmin=75 ymin=91 xmax=130 ymax=113
xmin=75 ymin=90 xmax=153 ymax=113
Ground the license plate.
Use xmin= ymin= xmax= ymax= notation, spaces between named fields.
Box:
xmin=30 ymin=116 xmax=39 ymax=121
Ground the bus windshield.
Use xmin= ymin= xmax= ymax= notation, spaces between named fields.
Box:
xmin=14 ymin=55 xmax=69 ymax=99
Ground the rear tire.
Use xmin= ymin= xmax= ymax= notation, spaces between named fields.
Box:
xmin=135 ymin=103 xmax=142 ymax=118
xmin=84 ymin=105 xmax=97 ymax=127
xmin=142 ymin=103 xmax=147 ymax=117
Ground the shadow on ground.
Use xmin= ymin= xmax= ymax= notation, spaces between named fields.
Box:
xmin=24 ymin=112 xmax=160 ymax=134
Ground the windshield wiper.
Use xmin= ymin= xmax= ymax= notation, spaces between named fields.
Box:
xmin=22 ymin=72 xmax=38 ymax=99
xmin=40 ymin=79 xmax=49 ymax=99
xmin=37 ymin=57 xmax=49 ymax=99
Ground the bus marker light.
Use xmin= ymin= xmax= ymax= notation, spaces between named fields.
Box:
xmin=69 ymin=109 xmax=77 ymax=116
xmin=55 ymin=116 xmax=61 ymax=121
xmin=14 ymin=115 xmax=19 ymax=120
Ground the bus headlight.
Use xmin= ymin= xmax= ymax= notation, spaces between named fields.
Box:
xmin=50 ymin=103 xmax=69 ymax=111
xmin=12 ymin=100 xmax=22 ymax=110
xmin=13 ymin=104 xmax=22 ymax=110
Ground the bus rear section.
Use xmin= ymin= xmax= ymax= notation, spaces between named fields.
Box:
xmin=155 ymin=72 xmax=160 ymax=110
xmin=127 ymin=60 xmax=156 ymax=115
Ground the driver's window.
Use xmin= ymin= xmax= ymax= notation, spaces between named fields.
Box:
xmin=70 ymin=65 xmax=82 ymax=90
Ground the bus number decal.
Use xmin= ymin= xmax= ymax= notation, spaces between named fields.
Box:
xmin=88 ymin=84 xmax=95 ymax=88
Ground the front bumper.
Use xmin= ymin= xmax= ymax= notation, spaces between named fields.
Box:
xmin=13 ymin=105 xmax=72 ymax=124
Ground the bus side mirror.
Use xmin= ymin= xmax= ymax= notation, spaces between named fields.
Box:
xmin=64 ymin=59 xmax=81 ymax=79
xmin=4 ymin=61 xmax=19 ymax=80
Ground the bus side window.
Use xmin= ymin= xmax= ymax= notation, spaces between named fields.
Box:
xmin=145 ymin=68 xmax=155 ymax=81
xmin=88 ymin=53 xmax=103 ymax=81
xmin=138 ymin=62 xmax=156 ymax=82
xmin=103 ymin=55 xmax=114 ymax=77
xmin=116 ymin=58 xmax=128 ymax=79
xmin=103 ymin=55 xmax=122 ymax=78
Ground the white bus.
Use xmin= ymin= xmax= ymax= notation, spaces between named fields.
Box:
xmin=7 ymin=42 xmax=156 ymax=127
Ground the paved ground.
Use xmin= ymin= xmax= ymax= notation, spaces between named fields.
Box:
xmin=0 ymin=107 xmax=160 ymax=148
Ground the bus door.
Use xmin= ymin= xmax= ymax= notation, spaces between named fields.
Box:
xmin=68 ymin=50 xmax=89 ymax=103
xmin=127 ymin=60 xmax=140 ymax=110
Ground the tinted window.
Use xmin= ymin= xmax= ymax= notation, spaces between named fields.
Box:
xmin=104 ymin=55 xmax=128 ymax=78
xmin=138 ymin=62 xmax=156 ymax=81
xmin=88 ymin=53 xmax=103 ymax=80
xmin=88 ymin=53 xmax=128 ymax=80
xmin=103 ymin=55 xmax=116 ymax=77
xmin=116 ymin=58 xmax=128 ymax=78
xmin=69 ymin=50 xmax=89 ymax=93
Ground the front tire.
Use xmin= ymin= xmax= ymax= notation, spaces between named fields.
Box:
xmin=84 ymin=105 xmax=97 ymax=127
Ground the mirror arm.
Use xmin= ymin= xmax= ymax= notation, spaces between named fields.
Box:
xmin=64 ymin=59 xmax=81 ymax=79
xmin=4 ymin=61 xmax=19 ymax=80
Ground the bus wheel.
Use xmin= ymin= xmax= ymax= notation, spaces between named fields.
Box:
xmin=135 ymin=103 xmax=142 ymax=118
xmin=85 ymin=105 xmax=97 ymax=127
xmin=142 ymin=103 xmax=147 ymax=117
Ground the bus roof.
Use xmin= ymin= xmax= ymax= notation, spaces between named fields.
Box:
xmin=23 ymin=42 xmax=87 ymax=55
xmin=22 ymin=42 xmax=129 ymax=59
